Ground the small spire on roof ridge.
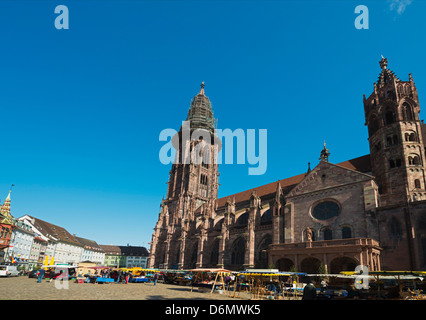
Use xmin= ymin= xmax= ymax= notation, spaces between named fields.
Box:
xmin=307 ymin=162 xmax=311 ymax=174
xmin=320 ymin=141 xmax=330 ymax=162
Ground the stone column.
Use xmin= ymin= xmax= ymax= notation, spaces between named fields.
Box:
xmin=245 ymin=215 xmax=255 ymax=269
xmin=196 ymin=233 xmax=206 ymax=268
xmin=178 ymin=236 xmax=186 ymax=269
xmin=164 ymin=234 xmax=172 ymax=269
xmin=218 ymin=219 xmax=229 ymax=268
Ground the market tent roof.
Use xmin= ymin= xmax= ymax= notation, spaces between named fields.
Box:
xmin=189 ymin=268 xmax=232 ymax=273
xmin=307 ymin=273 xmax=359 ymax=279
xmin=119 ymin=267 xmax=160 ymax=272
xmin=130 ymin=268 xmax=161 ymax=272
xmin=42 ymin=265 xmax=76 ymax=269
xmin=340 ymin=270 xmax=426 ymax=276
xmin=160 ymin=269 xmax=189 ymax=273
xmin=237 ymin=271 xmax=306 ymax=277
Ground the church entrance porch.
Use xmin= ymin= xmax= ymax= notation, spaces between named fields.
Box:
xmin=268 ymin=238 xmax=382 ymax=274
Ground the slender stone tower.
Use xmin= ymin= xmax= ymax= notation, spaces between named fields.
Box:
xmin=364 ymin=57 xmax=426 ymax=206
xmin=149 ymin=83 xmax=221 ymax=269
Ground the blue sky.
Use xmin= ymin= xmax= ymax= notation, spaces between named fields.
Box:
xmin=0 ymin=0 xmax=425 ymax=248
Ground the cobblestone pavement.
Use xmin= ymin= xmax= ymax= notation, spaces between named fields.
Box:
xmin=0 ymin=276 xmax=252 ymax=300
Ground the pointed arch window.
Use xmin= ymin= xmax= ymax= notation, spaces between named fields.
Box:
xmin=342 ymin=226 xmax=352 ymax=239
xmin=385 ymin=108 xmax=395 ymax=125
xmin=369 ymin=115 xmax=379 ymax=136
xmin=323 ymin=228 xmax=333 ymax=240
xmin=200 ymin=174 xmax=208 ymax=185
xmin=402 ymin=103 xmax=414 ymax=121
xmin=389 ymin=159 xmax=402 ymax=168
xmin=231 ymin=237 xmax=246 ymax=266
xmin=210 ymin=239 xmax=219 ymax=266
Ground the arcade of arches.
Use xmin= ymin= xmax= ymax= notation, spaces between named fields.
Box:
xmin=269 ymin=238 xmax=381 ymax=274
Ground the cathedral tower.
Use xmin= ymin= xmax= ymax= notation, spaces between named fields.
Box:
xmin=364 ymin=57 xmax=426 ymax=206
xmin=149 ymin=83 xmax=221 ymax=269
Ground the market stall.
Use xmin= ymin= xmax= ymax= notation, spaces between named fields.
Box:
xmin=236 ymin=270 xmax=307 ymax=300
xmin=339 ymin=270 xmax=426 ymax=299
xmin=189 ymin=268 xmax=233 ymax=294
xmin=128 ymin=268 xmax=161 ymax=283
xmin=161 ymin=269 xmax=192 ymax=285
xmin=41 ymin=264 xmax=77 ymax=281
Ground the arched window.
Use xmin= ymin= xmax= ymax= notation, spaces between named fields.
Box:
xmin=392 ymin=135 xmax=398 ymax=145
xmin=402 ymin=103 xmax=414 ymax=121
xmin=256 ymin=234 xmax=272 ymax=269
xmin=396 ymin=159 xmax=402 ymax=167
xmin=210 ymin=240 xmax=219 ymax=266
xmin=369 ymin=115 xmax=379 ymax=136
xmin=408 ymin=155 xmax=420 ymax=165
xmin=323 ymin=228 xmax=332 ymax=240
xmin=200 ymin=174 xmax=208 ymax=185
xmin=342 ymin=227 xmax=352 ymax=239
xmin=230 ymin=237 xmax=246 ymax=266
xmin=385 ymin=108 xmax=395 ymax=125
xmin=415 ymin=179 xmax=421 ymax=189
xmin=202 ymin=149 xmax=210 ymax=168
xmin=389 ymin=159 xmax=395 ymax=169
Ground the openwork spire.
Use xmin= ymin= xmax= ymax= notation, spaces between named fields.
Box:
xmin=186 ymin=82 xmax=215 ymax=133
xmin=377 ymin=56 xmax=399 ymax=87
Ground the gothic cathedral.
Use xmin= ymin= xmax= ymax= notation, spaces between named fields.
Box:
xmin=149 ymin=58 xmax=426 ymax=273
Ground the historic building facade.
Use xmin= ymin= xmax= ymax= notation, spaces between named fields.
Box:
xmin=149 ymin=58 xmax=426 ymax=273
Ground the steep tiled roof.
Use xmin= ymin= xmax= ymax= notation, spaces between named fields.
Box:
xmin=119 ymin=245 xmax=149 ymax=256
xmin=75 ymin=236 xmax=104 ymax=252
xmin=25 ymin=215 xmax=83 ymax=247
xmin=100 ymin=244 xmax=149 ymax=256
xmin=99 ymin=245 xmax=121 ymax=255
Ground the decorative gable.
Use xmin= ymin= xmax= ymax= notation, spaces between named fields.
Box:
xmin=286 ymin=161 xmax=375 ymax=199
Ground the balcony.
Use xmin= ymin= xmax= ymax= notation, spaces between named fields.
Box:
xmin=269 ymin=238 xmax=381 ymax=251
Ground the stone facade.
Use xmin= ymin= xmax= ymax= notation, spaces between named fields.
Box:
xmin=149 ymin=58 xmax=426 ymax=272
